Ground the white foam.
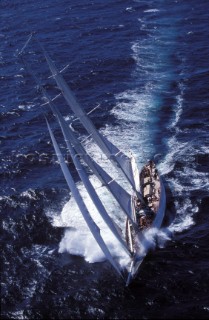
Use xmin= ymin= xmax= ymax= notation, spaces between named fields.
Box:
xmin=139 ymin=227 xmax=171 ymax=257
xmin=170 ymin=214 xmax=195 ymax=233
xmin=21 ymin=189 xmax=37 ymax=200
xmin=169 ymin=82 xmax=185 ymax=129
xmin=169 ymin=197 xmax=198 ymax=234
xmin=56 ymin=176 xmax=130 ymax=267
xmin=126 ymin=7 xmax=135 ymax=12
xmin=110 ymin=88 xmax=160 ymax=167
xmin=144 ymin=9 xmax=160 ymax=13
xmin=18 ymin=103 xmax=35 ymax=110
xmin=7 ymin=311 xmax=25 ymax=320
xmin=200 ymin=145 xmax=209 ymax=153
xmin=158 ymin=136 xmax=188 ymax=175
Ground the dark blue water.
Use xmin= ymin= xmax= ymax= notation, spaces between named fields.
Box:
xmin=1 ymin=0 xmax=209 ymax=319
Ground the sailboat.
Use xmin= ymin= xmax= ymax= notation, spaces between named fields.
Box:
xmin=19 ymin=36 xmax=166 ymax=285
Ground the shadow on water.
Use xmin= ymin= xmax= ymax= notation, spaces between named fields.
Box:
xmin=162 ymin=179 xmax=176 ymax=228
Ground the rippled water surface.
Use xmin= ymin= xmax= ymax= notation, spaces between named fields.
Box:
xmin=1 ymin=0 xmax=209 ymax=319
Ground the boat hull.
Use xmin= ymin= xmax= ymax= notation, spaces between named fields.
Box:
xmin=125 ymin=161 xmax=166 ymax=285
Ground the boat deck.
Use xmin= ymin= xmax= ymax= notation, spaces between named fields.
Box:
xmin=140 ymin=161 xmax=161 ymax=215
xmin=126 ymin=160 xmax=161 ymax=244
xmin=125 ymin=160 xmax=165 ymax=285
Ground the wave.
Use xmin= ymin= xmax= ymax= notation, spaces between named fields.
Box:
xmin=144 ymin=9 xmax=160 ymax=13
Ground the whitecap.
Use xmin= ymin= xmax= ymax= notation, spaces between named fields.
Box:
xmin=144 ymin=9 xmax=160 ymax=13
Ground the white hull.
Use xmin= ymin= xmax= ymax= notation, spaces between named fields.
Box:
xmin=126 ymin=161 xmax=166 ymax=286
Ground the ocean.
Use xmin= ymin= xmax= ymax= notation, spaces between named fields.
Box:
xmin=1 ymin=0 xmax=209 ymax=319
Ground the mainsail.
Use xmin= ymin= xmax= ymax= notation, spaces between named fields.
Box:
xmin=46 ymin=118 xmax=123 ymax=278
xmin=40 ymin=44 xmax=142 ymax=195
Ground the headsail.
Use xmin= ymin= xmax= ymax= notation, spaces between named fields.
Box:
xmin=102 ymin=136 xmax=144 ymax=202
xmin=46 ymin=118 xmax=123 ymax=278
xmin=40 ymin=44 xmax=141 ymax=193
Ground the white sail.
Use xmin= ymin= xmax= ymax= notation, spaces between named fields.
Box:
xmin=41 ymin=46 xmax=140 ymax=192
xmin=55 ymin=109 xmax=131 ymax=255
xmin=46 ymin=118 xmax=123 ymax=278
xmin=102 ymin=135 xmax=136 ymax=188
xmin=20 ymin=53 xmax=137 ymax=230
xmin=102 ymin=136 xmax=144 ymax=202
xmin=130 ymin=155 xmax=140 ymax=192
xmin=48 ymin=101 xmax=138 ymax=228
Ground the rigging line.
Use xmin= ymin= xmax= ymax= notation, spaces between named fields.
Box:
xmin=87 ymin=104 xmax=100 ymax=115
xmin=72 ymin=117 xmax=79 ymax=122
xmin=51 ymin=93 xmax=62 ymax=101
xmin=41 ymin=93 xmax=62 ymax=106
xmin=48 ymin=64 xmax=70 ymax=78
xmin=70 ymin=104 xmax=100 ymax=124
xmin=80 ymin=134 xmax=92 ymax=144
xmin=17 ymin=32 xmax=34 ymax=57
xmin=115 ymin=151 xmax=122 ymax=156
xmin=60 ymin=64 xmax=70 ymax=73
xmin=107 ymin=179 xmax=115 ymax=185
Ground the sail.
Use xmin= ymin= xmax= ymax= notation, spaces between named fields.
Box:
xmin=41 ymin=45 xmax=140 ymax=192
xmin=102 ymin=135 xmax=136 ymax=188
xmin=55 ymin=109 xmax=131 ymax=255
xmin=102 ymin=136 xmax=144 ymax=202
xmin=130 ymin=155 xmax=140 ymax=192
xmin=20 ymin=52 xmax=137 ymax=229
xmin=46 ymin=118 xmax=123 ymax=278
xmin=48 ymin=100 xmax=138 ymax=228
